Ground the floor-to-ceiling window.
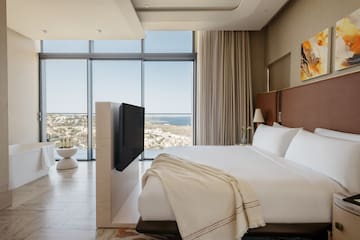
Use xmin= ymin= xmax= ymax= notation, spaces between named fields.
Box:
xmin=92 ymin=60 xmax=142 ymax=158
xmin=44 ymin=59 xmax=88 ymax=159
xmin=40 ymin=32 xmax=195 ymax=160
xmin=143 ymin=61 xmax=193 ymax=158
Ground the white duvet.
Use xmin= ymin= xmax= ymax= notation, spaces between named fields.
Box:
xmin=143 ymin=153 xmax=265 ymax=240
xmin=139 ymin=145 xmax=347 ymax=223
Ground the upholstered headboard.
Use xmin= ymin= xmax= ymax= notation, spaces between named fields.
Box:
xmin=255 ymin=91 xmax=278 ymax=126
xmin=256 ymin=71 xmax=360 ymax=134
xmin=281 ymin=72 xmax=360 ymax=134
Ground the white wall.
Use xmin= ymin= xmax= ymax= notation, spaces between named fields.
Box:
xmin=0 ymin=0 xmax=11 ymax=209
xmin=250 ymin=30 xmax=267 ymax=100
xmin=7 ymin=29 xmax=39 ymax=144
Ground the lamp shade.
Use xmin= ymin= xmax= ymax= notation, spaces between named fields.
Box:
xmin=253 ymin=108 xmax=264 ymax=123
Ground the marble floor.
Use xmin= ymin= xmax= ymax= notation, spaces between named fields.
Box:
xmin=0 ymin=161 xmax=151 ymax=240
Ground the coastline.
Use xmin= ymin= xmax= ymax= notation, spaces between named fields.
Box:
xmin=47 ymin=114 xmax=192 ymax=150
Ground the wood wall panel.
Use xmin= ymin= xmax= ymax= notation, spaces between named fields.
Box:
xmin=256 ymin=91 xmax=278 ymax=125
xmin=281 ymin=71 xmax=360 ymax=133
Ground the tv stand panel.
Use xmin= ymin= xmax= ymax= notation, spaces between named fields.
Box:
xmin=96 ymin=102 xmax=139 ymax=228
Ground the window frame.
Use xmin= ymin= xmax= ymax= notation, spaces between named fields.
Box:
xmin=42 ymin=40 xmax=90 ymax=53
xmin=143 ymin=31 xmax=194 ymax=53
xmin=39 ymin=33 xmax=197 ymax=161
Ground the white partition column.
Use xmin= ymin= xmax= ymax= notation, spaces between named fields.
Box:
xmin=96 ymin=102 xmax=140 ymax=228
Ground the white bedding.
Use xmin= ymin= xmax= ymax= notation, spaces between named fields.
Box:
xmin=138 ymin=145 xmax=347 ymax=223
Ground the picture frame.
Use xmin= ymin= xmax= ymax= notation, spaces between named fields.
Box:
xmin=300 ymin=28 xmax=330 ymax=81
xmin=335 ymin=8 xmax=360 ymax=71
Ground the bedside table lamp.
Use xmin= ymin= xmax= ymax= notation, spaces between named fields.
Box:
xmin=253 ymin=108 xmax=264 ymax=128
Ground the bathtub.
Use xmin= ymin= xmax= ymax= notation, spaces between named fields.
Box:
xmin=9 ymin=142 xmax=55 ymax=189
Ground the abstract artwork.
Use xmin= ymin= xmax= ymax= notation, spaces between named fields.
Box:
xmin=300 ymin=28 xmax=330 ymax=81
xmin=335 ymin=8 xmax=360 ymax=71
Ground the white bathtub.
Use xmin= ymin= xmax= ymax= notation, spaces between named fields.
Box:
xmin=9 ymin=142 xmax=55 ymax=189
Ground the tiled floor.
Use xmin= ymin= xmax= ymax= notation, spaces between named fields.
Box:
xmin=0 ymin=161 xmax=151 ymax=240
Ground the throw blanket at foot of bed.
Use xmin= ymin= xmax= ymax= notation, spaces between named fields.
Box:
xmin=142 ymin=153 xmax=266 ymax=240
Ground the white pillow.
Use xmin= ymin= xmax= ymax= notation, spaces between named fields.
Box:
xmin=315 ymin=128 xmax=360 ymax=143
xmin=273 ymin=122 xmax=302 ymax=130
xmin=285 ymin=129 xmax=360 ymax=193
xmin=273 ymin=122 xmax=285 ymax=128
xmin=252 ymin=124 xmax=300 ymax=157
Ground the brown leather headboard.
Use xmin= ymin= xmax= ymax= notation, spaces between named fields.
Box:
xmin=256 ymin=91 xmax=278 ymax=126
xmin=281 ymin=71 xmax=360 ymax=134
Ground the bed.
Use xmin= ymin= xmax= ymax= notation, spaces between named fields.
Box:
xmin=139 ymin=145 xmax=344 ymax=223
xmin=136 ymin=71 xmax=360 ymax=239
xmin=137 ymin=145 xmax=350 ymax=239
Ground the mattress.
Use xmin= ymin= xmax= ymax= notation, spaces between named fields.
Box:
xmin=138 ymin=145 xmax=347 ymax=223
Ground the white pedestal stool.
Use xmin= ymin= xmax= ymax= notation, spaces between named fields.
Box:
xmin=56 ymin=147 xmax=78 ymax=170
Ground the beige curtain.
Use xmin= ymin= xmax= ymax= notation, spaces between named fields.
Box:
xmin=196 ymin=31 xmax=253 ymax=145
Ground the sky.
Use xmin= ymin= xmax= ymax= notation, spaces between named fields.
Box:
xmin=45 ymin=31 xmax=193 ymax=114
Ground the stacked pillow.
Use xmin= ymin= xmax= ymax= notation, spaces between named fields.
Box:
xmin=272 ymin=122 xmax=285 ymax=128
xmin=252 ymin=124 xmax=300 ymax=157
xmin=285 ymin=129 xmax=360 ymax=193
xmin=314 ymin=128 xmax=360 ymax=143
xmin=252 ymin=124 xmax=360 ymax=193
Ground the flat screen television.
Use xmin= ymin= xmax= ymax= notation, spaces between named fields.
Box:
xmin=114 ymin=103 xmax=144 ymax=171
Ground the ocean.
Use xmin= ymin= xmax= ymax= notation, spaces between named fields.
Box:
xmin=145 ymin=115 xmax=192 ymax=126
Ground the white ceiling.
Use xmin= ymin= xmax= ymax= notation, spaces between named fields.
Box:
xmin=134 ymin=0 xmax=288 ymax=31
xmin=132 ymin=0 xmax=243 ymax=11
xmin=6 ymin=0 xmax=288 ymax=40
xmin=7 ymin=0 xmax=145 ymax=40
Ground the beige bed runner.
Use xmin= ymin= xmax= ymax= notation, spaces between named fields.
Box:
xmin=142 ymin=153 xmax=265 ymax=240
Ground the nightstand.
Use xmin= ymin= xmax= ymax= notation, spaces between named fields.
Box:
xmin=332 ymin=193 xmax=360 ymax=240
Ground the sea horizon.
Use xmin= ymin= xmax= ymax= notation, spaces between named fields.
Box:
xmin=145 ymin=115 xmax=191 ymax=126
